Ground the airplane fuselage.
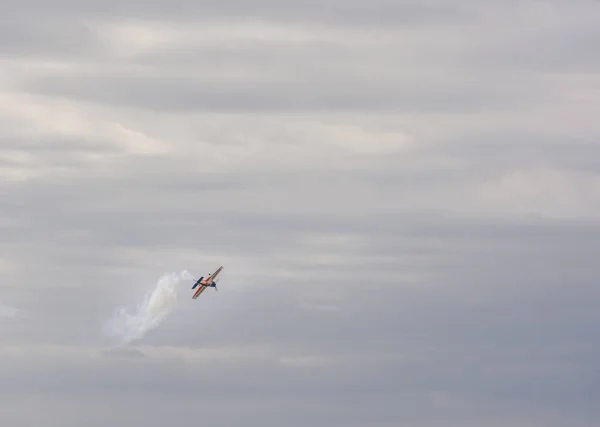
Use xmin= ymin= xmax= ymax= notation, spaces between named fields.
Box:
xmin=191 ymin=266 xmax=223 ymax=299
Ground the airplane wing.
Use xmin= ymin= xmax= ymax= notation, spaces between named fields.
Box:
xmin=192 ymin=285 xmax=208 ymax=299
xmin=209 ymin=266 xmax=223 ymax=280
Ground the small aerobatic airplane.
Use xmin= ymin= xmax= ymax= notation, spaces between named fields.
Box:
xmin=191 ymin=266 xmax=223 ymax=299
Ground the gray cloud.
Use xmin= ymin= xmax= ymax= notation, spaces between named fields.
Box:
xmin=0 ymin=19 xmax=97 ymax=58
xmin=1 ymin=0 xmax=600 ymax=426
xmin=3 ymin=0 xmax=474 ymax=26
xmin=23 ymin=74 xmax=520 ymax=113
xmin=3 ymin=4 xmax=575 ymax=113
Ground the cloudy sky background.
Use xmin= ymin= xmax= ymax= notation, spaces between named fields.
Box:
xmin=1 ymin=0 xmax=600 ymax=425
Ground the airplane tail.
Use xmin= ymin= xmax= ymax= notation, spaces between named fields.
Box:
xmin=191 ymin=277 xmax=204 ymax=289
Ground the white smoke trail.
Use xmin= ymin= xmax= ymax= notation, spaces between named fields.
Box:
xmin=0 ymin=304 xmax=18 ymax=318
xmin=103 ymin=270 xmax=193 ymax=344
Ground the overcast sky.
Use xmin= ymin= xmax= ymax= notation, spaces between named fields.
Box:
xmin=1 ymin=1 xmax=600 ymax=426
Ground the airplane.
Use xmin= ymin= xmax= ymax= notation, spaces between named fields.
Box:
xmin=191 ymin=266 xmax=223 ymax=299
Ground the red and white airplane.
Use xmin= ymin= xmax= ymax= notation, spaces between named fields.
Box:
xmin=191 ymin=266 xmax=223 ymax=299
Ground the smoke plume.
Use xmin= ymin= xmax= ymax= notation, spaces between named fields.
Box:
xmin=0 ymin=304 xmax=18 ymax=318
xmin=103 ymin=270 xmax=193 ymax=344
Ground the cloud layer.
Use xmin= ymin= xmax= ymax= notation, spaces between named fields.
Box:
xmin=1 ymin=1 xmax=600 ymax=426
